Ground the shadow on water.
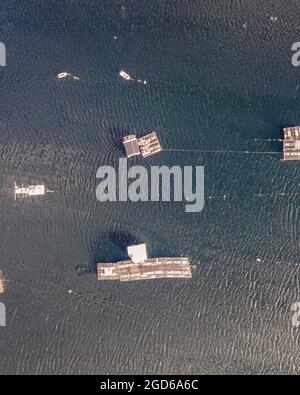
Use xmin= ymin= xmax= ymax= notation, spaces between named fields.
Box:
xmin=106 ymin=125 xmax=131 ymax=154
xmin=106 ymin=124 xmax=154 ymax=154
xmin=90 ymin=230 xmax=144 ymax=273
xmin=108 ymin=230 xmax=144 ymax=252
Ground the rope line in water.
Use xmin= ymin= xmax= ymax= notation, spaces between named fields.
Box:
xmin=163 ymin=148 xmax=282 ymax=156
xmin=254 ymin=192 xmax=300 ymax=197
xmin=207 ymin=192 xmax=299 ymax=200
xmin=253 ymin=138 xmax=283 ymax=142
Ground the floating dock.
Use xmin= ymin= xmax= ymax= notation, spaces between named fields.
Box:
xmin=98 ymin=243 xmax=192 ymax=282
xmin=123 ymin=135 xmax=141 ymax=158
xmin=123 ymin=132 xmax=162 ymax=158
xmin=283 ymin=126 xmax=300 ymax=161
xmin=14 ymin=183 xmax=46 ymax=200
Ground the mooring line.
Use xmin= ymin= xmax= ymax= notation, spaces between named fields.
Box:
xmin=163 ymin=148 xmax=282 ymax=156
xmin=206 ymin=192 xmax=299 ymax=200
xmin=254 ymin=192 xmax=300 ymax=197
xmin=253 ymin=138 xmax=283 ymax=142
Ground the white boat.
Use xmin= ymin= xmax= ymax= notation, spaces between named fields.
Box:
xmin=57 ymin=72 xmax=70 ymax=79
xmin=119 ymin=70 xmax=132 ymax=81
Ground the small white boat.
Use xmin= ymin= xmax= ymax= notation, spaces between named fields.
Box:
xmin=119 ymin=70 xmax=132 ymax=81
xmin=57 ymin=72 xmax=70 ymax=79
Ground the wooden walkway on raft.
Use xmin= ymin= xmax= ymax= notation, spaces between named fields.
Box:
xmin=98 ymin=257 xmax=192 ymax=282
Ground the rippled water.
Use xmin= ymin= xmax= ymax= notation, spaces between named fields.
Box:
xmin=0 ymin=0 xmax=299 ymax=374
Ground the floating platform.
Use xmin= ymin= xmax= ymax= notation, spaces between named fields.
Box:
xmin=98 ymin=243 xmax=192 ymax=282
xmin=123 ymin=132 xmax=162 ymax=158
xmin=123 ymin=135 xmax=141 ymax=158
xmin=98 ymin=258 xmax=192 ymax=282
xmin=14 ymin=183 xmax=45 ymax=200
xmin=283 ymin=126 xmax=300 ymax=161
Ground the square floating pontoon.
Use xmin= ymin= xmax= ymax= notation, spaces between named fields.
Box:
xmin=123 ymin=132 xmax=162 ymax=158
xmin=283 ymin=126 xmax=300 ymax=161
xmin=123 ymin=135 xmax=141 ymax=158
xmin=138 ymin=132 xmax=163 ymax=158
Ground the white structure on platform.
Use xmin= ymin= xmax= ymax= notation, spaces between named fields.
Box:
xmin=127 ymin=243 xmax=148 ymax=263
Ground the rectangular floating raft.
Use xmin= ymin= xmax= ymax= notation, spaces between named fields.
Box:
xmin=98 ymin=257 xmax=192 ymax=282
xmin=283 ymin=126 xmax=300 ymax=161
xmin=14 ymin=184 xmax=45 ymax=200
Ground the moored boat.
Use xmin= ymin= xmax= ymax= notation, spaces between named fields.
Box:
xmin=119 ymin=70 xmax=132 ymax=80
xmin=57 ymin=72 xmax=70 ymax=79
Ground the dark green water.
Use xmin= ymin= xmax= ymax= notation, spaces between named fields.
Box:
xmin=0 ymin=0 xmax=299 ymax=374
